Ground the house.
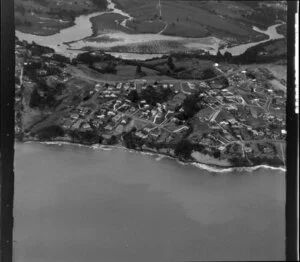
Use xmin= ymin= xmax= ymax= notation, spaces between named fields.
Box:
xmin=82 ymin=123 xmax=91 ymax=130
xmin=95 ymin=84 xmax=101 ymax=92
xmin=37 ymin=69 xmax=47 ymax=76
xmin=151 ymin=109 xmax=157 ymax=116
xmin=218 ymin=146 xmax=226 ymax=152
xmin=281 ymin=129 xmax=287 ymax=135
xmin=136 ymin=131 xmax=148 ymax=139
xmin=263 ymin=147 xmax=272 ymax=154
xmin=70 ymin=114 xmax=79 ymax=120
xmin=144 ymin=127 xmax=153 ymax=133
xmin=244 ymin=147 xmax=253 ymax=153
xmin=73 ymin=119 xmax=84 ymax=129
xmin=228 ymin=119 xmax=237 ymax=124
xmin=220 ymin=121 xmax=228 ymax=126
xmin=107 ymin=111 xmax=116 ymax=116
xmin=129 ymin=107 xmax=136 ymax=113
xmin=112 ymin=114 xmax=122 ymax=122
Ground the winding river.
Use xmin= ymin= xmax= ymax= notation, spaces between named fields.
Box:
xmin=15 ymin=0 xmax=284 ymax=60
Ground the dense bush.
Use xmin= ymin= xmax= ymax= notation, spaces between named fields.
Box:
xmin=122 ymin=131 xmax=144 ymax=149
xmin=29 ymin=89 xmax=42 ymax=108
xmin=178 ymin=95 xmax=203 ymax=120
xmin=127 ymin=90 xmax=139 ymax=103
xmin=140 ymin=85 xmax=173 ymax=106
xmin=36 ymin=125 xmax=65 ymax=140
xmin=174 ymin=140 xmax=194 ymax=159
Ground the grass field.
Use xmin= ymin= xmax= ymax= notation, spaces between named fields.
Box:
xmin=112 ymin=0 xmax=264 ymax=40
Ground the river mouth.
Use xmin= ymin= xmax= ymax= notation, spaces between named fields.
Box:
xmin=15 ymin=0 xmax=285 ymax=60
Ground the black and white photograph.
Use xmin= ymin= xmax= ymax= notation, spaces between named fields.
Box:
xmin=1 ymin=0 xmax=299 ymax=261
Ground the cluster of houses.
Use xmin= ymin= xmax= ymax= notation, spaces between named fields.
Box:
xmin=53 ymin=68 xmax=285 ymax=156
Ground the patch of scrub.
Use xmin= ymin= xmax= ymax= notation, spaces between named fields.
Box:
xmin=191 ymin=151 xmax=232 ymax=167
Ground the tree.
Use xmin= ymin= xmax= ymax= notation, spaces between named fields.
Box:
xmin=223 ymin=51 xmax=232 ymax=62
xmin=128 ymin=90 xmax=139 ymax=103
xmin=180 ymin=95 xmax=202 ymax=119
xmin=167 ymin=56 xmax=175 ymax=70
xmin=136 ymin=64 xmax=142 ymax=75
xmin=216 ymin=48 xmax=223 ymax=60
xmin=175 ymin=140 xmax=193 ymax=159
xmin=29 ymin=88 xmax=42 ymax=108
xmin=213 ymin=150 xmax=221 ymax=159
xmin=202 ymin=68 xmax=217 ymax=79
xmin=36 ymin=125 xmax=65 ymax=140
xmin=140 ymin=85 xmax=158 ymax=106
xmin=135 ymin=64 xmax=146 ymax=77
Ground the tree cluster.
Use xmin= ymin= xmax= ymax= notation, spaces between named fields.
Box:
xmin=122 ymin=130 xmax=144 ymax=149
xmin=35 ymin=125 xmax=65 ymax=140
xmin=139 ymin=85 xmax=173 ymax=106
xmin=178 ymin=95 xmax=203 ymax=120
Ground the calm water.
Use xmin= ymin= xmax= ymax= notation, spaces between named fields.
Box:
xmin=13 ymin=142 xmax=285 ymax=262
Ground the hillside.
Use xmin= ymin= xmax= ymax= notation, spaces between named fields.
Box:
xmin=111 ymin=0 xmax=287 ymax=39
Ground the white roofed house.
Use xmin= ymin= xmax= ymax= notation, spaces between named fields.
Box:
xmin=82 ymin=123 xmax=92 ymax=130
xmin=97 ymin=114 xmax=105 ymax=119
xmin=107 ymin=111 xmax=116 ymax=117
xmin=95 ymin=84 xmax=101 ymax=92
xmin=70 ymin=114 xmax=79 ymax=120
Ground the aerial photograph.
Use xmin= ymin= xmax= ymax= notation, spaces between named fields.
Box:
xmin=14 ymin=0 xmax=287 ymax=261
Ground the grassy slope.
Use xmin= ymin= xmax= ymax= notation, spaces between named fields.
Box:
xmin=112 ymin=0 xmax=264 ymax=40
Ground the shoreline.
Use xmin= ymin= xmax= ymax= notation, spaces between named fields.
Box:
xmin=18 ymin=138 xmax=286 ymax=173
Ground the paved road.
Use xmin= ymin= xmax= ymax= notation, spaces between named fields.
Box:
xmin=225 ymin=139 xmax=285 ymax=146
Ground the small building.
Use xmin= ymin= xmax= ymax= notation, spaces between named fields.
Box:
xmin=107 ymin=111 xmax=116 ymax=116
xmin=281 ymin=129 xmax=287 ymax=135
xmin=218 ymin=146 xmax=226 ymax=152
xmin=244 ymin=147 xmax=253 ymax=153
